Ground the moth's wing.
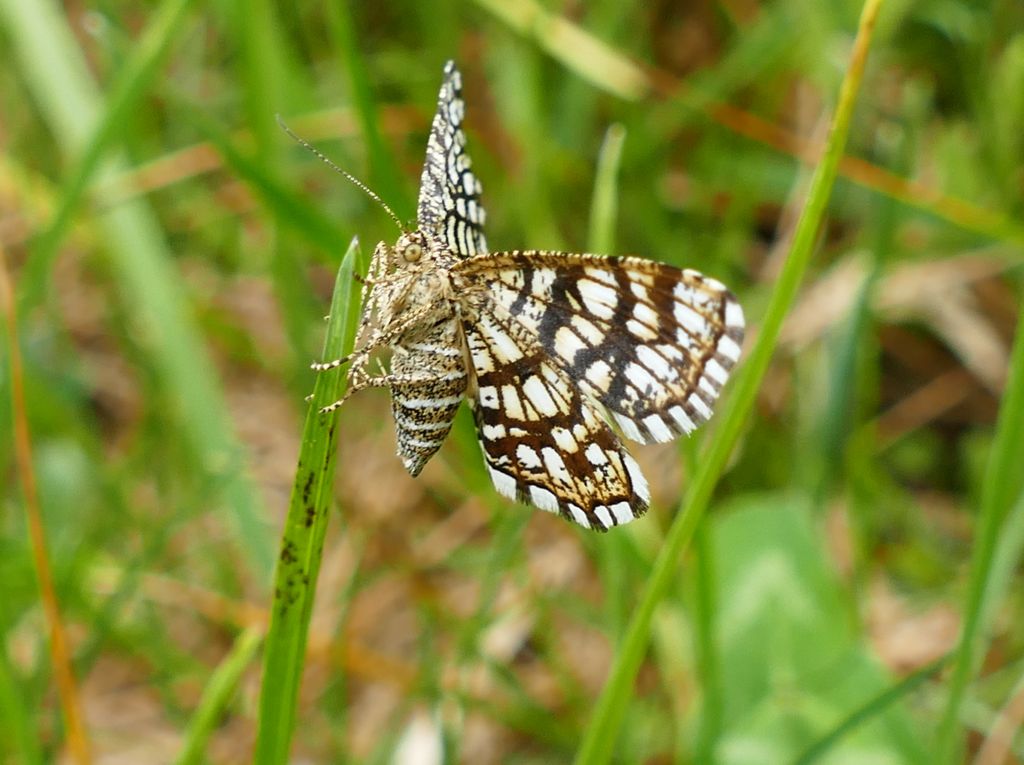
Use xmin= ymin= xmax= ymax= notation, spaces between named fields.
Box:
xmin=417 ymin=61 xmax=487 ymax=257
xmin=454 ymin=251 xmax=744 ymax=444
xmin=462 ymin=324 xmax=649 ymax=530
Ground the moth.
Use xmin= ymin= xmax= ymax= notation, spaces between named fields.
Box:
xmin=300 ymin=61 xmax=744 ymax=531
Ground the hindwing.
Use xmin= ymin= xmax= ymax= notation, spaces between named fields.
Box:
xmin=462 ymin=331 xmax=650 ymax=531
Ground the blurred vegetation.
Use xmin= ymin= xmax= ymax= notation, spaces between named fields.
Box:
xmin=1 ymin=0 xmax=1023 ymax=763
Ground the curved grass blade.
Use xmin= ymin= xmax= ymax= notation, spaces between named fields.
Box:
xmin=587 ymin=123 xmax=626 ymax=255
xmin=937 ymin=293 xmax=1024 ymax=762
xmin=793 ymin=655 xmax=950 ymax=765
xmin=254 ymin=239 xmax=360 ymax=765
xmin=573 ymin=1 xmax=885 ymax=762
xmin=175 ymin=626 xmax=264 ymax=765
xmin=326 ymin=3 xmax=410 ymax=222
xmin=20 ymin=0 xmax=197 ymax=312
xmin=586 ymin=122 xmax=636 ymax=644
xmin=1 ymin=0 xmax=274 ymax=577
xmin=1 ymin=243 xmax=87 ymax=760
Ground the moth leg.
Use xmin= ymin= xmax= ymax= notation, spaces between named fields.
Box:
xmin=314 ymin=317 xmax=440 ymax=412
xmin=319 ymin=369 xmax=467 ymax=413
xmin=318 ymin=366 xmax=400 ymax=413
xmin=317 ymin=357 xmax=380 ymax=413
xmin=311 ymin=356 xmax=351 ymax=371
xmin=314 ymin=295 xmax=449 ymax=372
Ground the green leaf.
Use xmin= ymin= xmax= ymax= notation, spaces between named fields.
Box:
xmin=254 ymin=239 xmax=360 ymax=765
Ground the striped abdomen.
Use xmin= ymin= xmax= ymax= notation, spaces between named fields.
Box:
xmin=390 ymin=317 xmax=467 ymax=476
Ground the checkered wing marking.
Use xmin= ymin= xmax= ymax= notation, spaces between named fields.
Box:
xmin=462 ymin=334 xmax=650 ymax=531
xmin=417 ymin=60 xmax=487 ymax=257
xmin=454 ymin=252 xmax=744 ymax=445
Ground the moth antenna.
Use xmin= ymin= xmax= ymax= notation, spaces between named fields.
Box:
xmin=276 ymin=114 xmax=406 ymax=232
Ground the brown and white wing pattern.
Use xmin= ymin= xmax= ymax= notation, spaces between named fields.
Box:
xmin=454 ymin=251 xmax=744 ymax=445
xmin=322 ymin=61 xmax=746 ymax=532
xmin=462 ymin=324 xmax=650 ymax=531
xmin=417 ymin=60 xmax=487 ymax=257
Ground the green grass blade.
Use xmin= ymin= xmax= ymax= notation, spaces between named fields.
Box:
xmin=937 ymin=291 xmax=1024 ymax=761
xmin=572 ymin=1 xmax=885 ymax=762
xmin=254 ymin=240 xmax=360 ymax=765
xmin=235 ymin=0 xmax=295 ymax=162
xmin=587 ymin=123 xmax=626 ymax=255
xmin=0 ymin=598 xmax=43 ymax=765
xmin=586 ymin=121 xmax=635 ymax=644
xmin=175 ymin=626 xmax=264 ymax=765
xmin=793 ymin=655 xmax=950 ymax=765
xmin=1 ymin=0 xmax=274 ymax=577
xmin=472 ymin=0 xmax=648 ymax=101
xmin=691 ymin=523 xmax=722 ymax=762
xmin=21 ymin=0 xmax=196 ymax=312
xmin=230 ymin=0 xmax=319 ymax=380
xmin=326 ymin=2 xmax=410 ymax=221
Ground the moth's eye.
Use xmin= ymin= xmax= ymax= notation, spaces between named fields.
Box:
xmin=403 ymin=243 xmax=423 ymax=263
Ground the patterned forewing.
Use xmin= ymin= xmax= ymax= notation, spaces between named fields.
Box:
xmin=462 ymin=331 xmax=650 ymax=530
xmin=454 ymin=251 xmax=744 ymax=445
xmin=417 ymin=60 xmax=487 ymax=257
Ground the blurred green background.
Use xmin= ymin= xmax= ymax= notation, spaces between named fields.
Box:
xmin=2 ymin=0 xmax=1023 ymax=762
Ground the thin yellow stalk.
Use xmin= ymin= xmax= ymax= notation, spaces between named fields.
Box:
xmin=0 ymin=242 xmax=91 ymax=762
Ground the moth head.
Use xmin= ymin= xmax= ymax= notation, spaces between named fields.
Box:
xmin=395 ymin=232 xmax=427 ymax=265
